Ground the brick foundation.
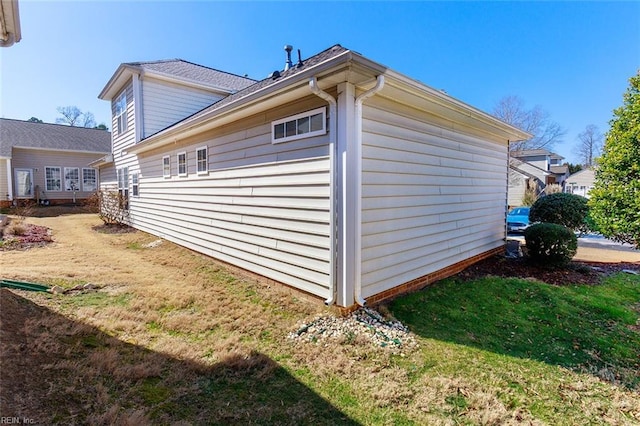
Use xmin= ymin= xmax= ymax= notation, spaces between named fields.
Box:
xmin=364 ymin=245 xmax=505 ymax=307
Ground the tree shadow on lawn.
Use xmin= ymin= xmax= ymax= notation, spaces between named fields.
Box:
xmin=388 ymin=275 xmax=640 ymax=390
xmin=0 ymin=289 xmax=359 ymax=425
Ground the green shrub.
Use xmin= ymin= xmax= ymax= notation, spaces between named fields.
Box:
xmin=524 ymin=223 xmax=577 ymax=267
xmin=529 ymin=193 xmax=589 ymax=231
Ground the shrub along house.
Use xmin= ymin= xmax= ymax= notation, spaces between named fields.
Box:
xmin=96 ymin=45 xmax=530 ymax=308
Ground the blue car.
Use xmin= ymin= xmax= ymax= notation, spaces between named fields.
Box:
xmin=507 ymin=206 xmax=531 ymax=233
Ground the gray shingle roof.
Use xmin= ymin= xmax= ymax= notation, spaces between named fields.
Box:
xmin=125 ymin=59 xmax=256 ymax=93
xmin=0 ymin=119 xmax=112 ymax=157
xmin=144 ymin=45 xmax=349 ymax=139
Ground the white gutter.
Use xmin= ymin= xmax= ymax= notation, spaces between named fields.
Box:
xmin=309 ymin=77 xmax=337 ymax=306
xmin=353 ymin=75 xmax=385 ymax=306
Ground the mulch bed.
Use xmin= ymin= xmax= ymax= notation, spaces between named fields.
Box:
xmin=0 ymin=223 xmax=53 ymax=251
xmin=91 ymin=223 xmax=136 ymax=234
xmin=458 ymin=255 xmax=639 ymax=286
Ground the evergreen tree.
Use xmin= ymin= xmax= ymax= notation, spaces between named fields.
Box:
xmin=589 ymin=72 xmax=640 ymax=247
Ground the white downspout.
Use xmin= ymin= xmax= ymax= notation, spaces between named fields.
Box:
xmin=309 ymin=77 xmax=337 ymax=306
xmin=354 ymin=75 xmax=385 ymax=306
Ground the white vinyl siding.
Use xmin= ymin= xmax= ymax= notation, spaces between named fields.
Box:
xmin=126 ymin=99 xmax=331 ymax=298
xmin=10 ymin=148 xmax=104 ymax=200
xmin=360 ymin=99 xmax=508 ymax=298
xmin=141 ymin=77 xmax=225 ymax=138
xmin=0 ymin=160 xmax=8 ymax=201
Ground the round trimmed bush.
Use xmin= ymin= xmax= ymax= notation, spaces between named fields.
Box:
xmin=529 ymin=192 xmax=589 ymax=231
xmin=524 ymin=223 xmax=577 ymax=267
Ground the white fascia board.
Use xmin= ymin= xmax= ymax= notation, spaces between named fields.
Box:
xmin=88 ymin=154 xmax=114 ymax=167
xmin=13 ymin=146 xmax=110 ymax=155
xmin=98 ymin=65 xmax=137 ymax=100
xmin=383 ymin=69 xmax=533 ymax=142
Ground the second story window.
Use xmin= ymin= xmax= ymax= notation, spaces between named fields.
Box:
xmin=115 ymin=90 xmax=128 ymax=135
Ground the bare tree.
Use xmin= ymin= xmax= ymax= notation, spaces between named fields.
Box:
xmin=80 ymin=111 xmax=96 ymax=128
xmin=56 ymin=106 xmax=83 ymax=126
xmin=575 ymin=124 xmax=603 ymax=167
xmin=493 ymin=95 xmax=566 ymax=152
xmin=56 ymin=106 xmax=96 ymax=128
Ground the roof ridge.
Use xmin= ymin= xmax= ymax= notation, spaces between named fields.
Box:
xmin=125 ymin=58 xmax=256 ymax=82
xmin=0 ymin=117 xmax=109 ymax=132
xmin=176 ymin=59 xmax=257 ymax=82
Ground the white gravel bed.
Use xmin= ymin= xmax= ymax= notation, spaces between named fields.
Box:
xmin=288 ymin=307 xmax=418 ymax=353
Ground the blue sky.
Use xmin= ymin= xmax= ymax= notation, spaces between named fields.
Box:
xmin=1 ymin=1 xmax=638 ymax=163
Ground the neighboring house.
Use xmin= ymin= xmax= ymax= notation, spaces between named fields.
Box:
xmin=97 ymin=44 xmax=530 ymax=308
xmin=509 ymin=149 xmax=569 ymax=205
xmin=0 ymin=118 xmax=111 ymax=207
xmin=0 ymin=0 xmax=21 ymax=47
xmin=508 ymin=157 xmax=547 ymax=208
xmin=564 ymin=167 xmax=596 ymax=198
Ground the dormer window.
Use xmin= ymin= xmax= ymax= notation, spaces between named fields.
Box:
xmin=115 ymin=90 xmax=128 ymax=135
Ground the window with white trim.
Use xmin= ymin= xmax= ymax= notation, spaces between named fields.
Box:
xmin=272 ymin=107 xmax=326 ymax=144
xmin=132 ymin=173 xmax=139 ymax=197
xmin=117 ymin=167 xmax=129 ymax=210
xmin=64 ymin=167 xmax=80 ymax=191
xmin=162 ymin=156 xmax=171 ymax=178
xmin=45 ymin=167 xmax=61 ymax=191
xmin=196 ymin=146 xmax=208 ymax=174
xmin=82 ymin=168 xmax=97 ymax=192
xmin=177 ymin=152 xmax=187 ymax=176
xmin=115 ymin=90 xmax=128 ymax=135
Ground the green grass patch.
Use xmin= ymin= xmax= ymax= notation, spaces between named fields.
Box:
xmin=390 ymin=273 xmax=640 ymax=389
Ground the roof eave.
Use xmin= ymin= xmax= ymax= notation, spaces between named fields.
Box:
xmin=128 ymin=50 xmax=364 ymax=155
xmin=98 ymin=65 xmax=138 ymax=100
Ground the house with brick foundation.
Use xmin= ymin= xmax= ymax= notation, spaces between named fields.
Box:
xmin=96 ymin=44 xmax=530 ymax=308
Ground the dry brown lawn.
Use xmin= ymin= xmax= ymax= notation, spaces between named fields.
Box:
xmin=1 ymin=212 xmax=639 ymax=425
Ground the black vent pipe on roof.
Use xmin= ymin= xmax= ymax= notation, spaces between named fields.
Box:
xmin=297 ymin=49 xmax=304 ymax=68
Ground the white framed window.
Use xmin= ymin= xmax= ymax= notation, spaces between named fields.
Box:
xmin=117 ymin=167 xmax=129 ymax=210
xmin=82 ymin=168 xmax=97 ymax=192
xmin=177 ymin=152 xmax=187 ymax=176
xmin=196 ymin=146 xmax=208 ymax=174
xmin=162 ymin=156 xmax=171 ymax=178
xmin=272 ymin=107 xmax=326 ymax=144
xmin=45 ymin=167 xmax=61 ymax=191
xmin=132 ymin=173 xmax=139 ymax=197
xmin=64 ymin=167 xmax=80 ymax=191
xmin=115 ymin=90 xmax=128 ymax=135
